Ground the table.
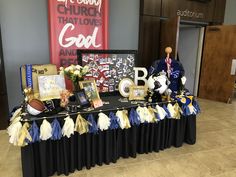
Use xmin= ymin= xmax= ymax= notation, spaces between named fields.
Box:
xmin=21 ymin=96 xmax=196 ymax=177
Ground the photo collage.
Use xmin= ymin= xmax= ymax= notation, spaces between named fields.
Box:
xmin=82 ymin=53 xmax=135 ymax=92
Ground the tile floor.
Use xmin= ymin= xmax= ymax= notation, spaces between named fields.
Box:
xmin=0 ymin=99 xmax=236 ymax=177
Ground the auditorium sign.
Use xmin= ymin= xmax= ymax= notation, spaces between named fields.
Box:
xmin=177 ymin=9 xmax=204 ymax=19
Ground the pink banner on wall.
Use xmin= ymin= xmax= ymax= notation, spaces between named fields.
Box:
xmin=48 ymin=0 xmax=109 ymax=68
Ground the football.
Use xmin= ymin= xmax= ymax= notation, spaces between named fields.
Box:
xmin=27 ymin=99 xmax=45 ymax=115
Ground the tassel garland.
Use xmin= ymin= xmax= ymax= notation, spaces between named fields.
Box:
xmin=7 ymin=98 xmax=200 ymax=147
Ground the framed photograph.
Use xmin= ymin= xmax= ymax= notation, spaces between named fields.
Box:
xmin=74 ymin=89 xmax=91 ymax=107
xmin=129 ymin=85 xmax=148 ymax=101
xmin=79 ymin=80 xmax=100 ymax=101
xmin=38 ymin=75 xmax=66 ymax=101
xmin=118 ymin=78 xmax=134 ymax=97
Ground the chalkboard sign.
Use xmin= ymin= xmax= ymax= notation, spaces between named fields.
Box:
xmin=77 ymin=50 xmax=137 ymax=93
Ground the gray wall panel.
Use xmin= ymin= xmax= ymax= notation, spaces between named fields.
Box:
xmin=224 ymin=0 xmax=236 ymax=25
xmin=0 ymin=0 xmax=50 ymax=109
xmin=109 ymin=0 xmax=139 ymax=50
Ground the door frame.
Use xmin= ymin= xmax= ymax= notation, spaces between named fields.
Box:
xmin=194 ymin=27 xmax=205 ymax=96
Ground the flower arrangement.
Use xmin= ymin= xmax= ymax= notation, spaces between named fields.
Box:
xmin=59 ymin=64 xmax=90 ymax=90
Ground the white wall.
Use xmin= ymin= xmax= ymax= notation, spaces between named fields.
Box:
xmin=224 ymin=0 xmax=236 ymax=25
xmin=0 ymin=0 xmax=140 ymax=110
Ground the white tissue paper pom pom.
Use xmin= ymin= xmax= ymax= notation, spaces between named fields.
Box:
xmin=167 ymin=103 xmax=175 ymax=118
xmin=62 ymin=116 xmax=75 ymax=138
xmin=97 ymin=113 xmax=110 ymax=131
xmin=8 ymin=121 xmax=22 ymax=146
xmin=155 ymin=105 xmax=167 ymax=120
xmin=10 ymin=108 xmax=22 ymax=122
xmin=40 ymin=119 xmax=52 ymax=140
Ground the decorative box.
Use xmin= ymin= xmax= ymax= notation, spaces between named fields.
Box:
xmin=20 ymin=64 xmax=58 ymax=99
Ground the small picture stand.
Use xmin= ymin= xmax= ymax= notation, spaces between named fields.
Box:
xmin=74 ymin=89 xmax=91 ymax=108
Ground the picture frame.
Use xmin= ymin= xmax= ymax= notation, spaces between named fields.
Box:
xmin=79 ymin=79 xmax=100 ymax=101
xmin=129 ymin=85 xmax=148 ymax=101
xmin=118 ymin=78 xmax=134 ymax=97
xmin=38 ymin=75 xmax=66 ymax=101
xmin=74 ymin=89 xmax=91 ymax=107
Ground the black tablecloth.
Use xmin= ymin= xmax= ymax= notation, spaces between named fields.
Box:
xmin=21 ymin=115 xmax=196 ymax=177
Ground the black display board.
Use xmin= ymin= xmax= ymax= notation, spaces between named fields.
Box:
xmin=77 ymin=50 xmax=137 ymax=93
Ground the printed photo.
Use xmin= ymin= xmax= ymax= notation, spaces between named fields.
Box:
xmin=79 ymin=80 xmax=100 ymax=100
xmin=129 ymin=86 xmax=147 ymax=101
xmin=74 ymin=89 xmax=90 ymax=107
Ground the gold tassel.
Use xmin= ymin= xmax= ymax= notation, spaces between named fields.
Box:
xmin=173 ymin=103 xmax=181 ymax=119
xmin=122 ymin=110 xmax=131 ymax=129
xmin=17 ymin=122 xmax=32 ymax=147
xmin=148 ymin=106 xmax=157 ymax=123
xmin=75 ymin=114 xmax=89 ymax=135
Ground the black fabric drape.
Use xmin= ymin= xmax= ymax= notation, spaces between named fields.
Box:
xmin=21 ymin=115 xmax=196 ymax=177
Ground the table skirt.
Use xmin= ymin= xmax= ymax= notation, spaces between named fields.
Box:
xmin=21 ymin=115 xmax=196 ymax=177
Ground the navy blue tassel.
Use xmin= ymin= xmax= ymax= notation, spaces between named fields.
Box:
xmin=28 ymin=121 xmax=40 ymax=143
xmin=87 ymin=114 xmax=98 ymax=134
xmin=109 ymin=112 xmax=120 ymax=129
xmin=163 ymin=105 xmax=171 ymax=118
xmin=182 ymin=104 xmax=194 ymax=116
xmin=51 ymin=119 xmax=62 ymax=140
xmin=181 ymin=104 xmax=187 ymax=116
xmin=129 ymin=108 xmax=141 ymax=126
xmin=154 ymin=112 xmax=161 ymax=121
xmin=193 ymin=100 xmax=201 ymax=114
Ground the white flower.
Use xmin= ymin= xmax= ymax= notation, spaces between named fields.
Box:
xmin=71 ymin=65 xmax=76 ymax=70
xmin=68 ymin=66 xmax=73 ymax=71
xmin=59 ymin=67 xmax=64 ymax=71
xmin=65 ymin=67 xmax=70 ymax=72
xmin=75 ymin=65 xmax=82 ymax=70
xmin=74 ymin=70 xmax=81 ymax=76
xmin=82 ymin=65 xmax=89 ymax=74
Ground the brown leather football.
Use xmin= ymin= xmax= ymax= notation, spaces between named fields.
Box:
xmin=28 ymin=99 xmax=45 ymax=111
